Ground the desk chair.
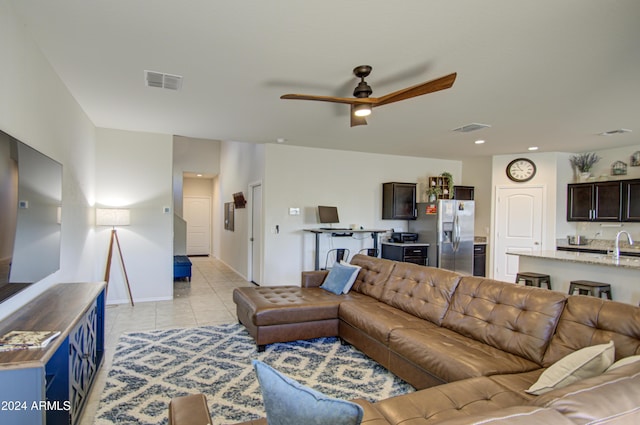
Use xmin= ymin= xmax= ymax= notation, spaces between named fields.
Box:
xmin=324 ymin=248 xmax=350 ymax=270
xmin=358 ymin=248 xmax=379 ymax=257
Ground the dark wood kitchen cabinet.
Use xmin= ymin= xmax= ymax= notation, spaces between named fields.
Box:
xmin=622 ymin=179 xmax=640 ymax=221
xmin=382 ymin=182 xmax=416 ymax=220
xmin=473 ymin=244 xmax=486 ymax=277
xmin=567 ymin=181 xmax=622 ymax=222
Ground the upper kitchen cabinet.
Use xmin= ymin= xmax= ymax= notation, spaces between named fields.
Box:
xmin=382 ymin=182 xmax=416 ymax=220
xmin=567 ymin=181 xmax=622 ymax=222
xmin=622 ymin=179 xmax=640 ymax=222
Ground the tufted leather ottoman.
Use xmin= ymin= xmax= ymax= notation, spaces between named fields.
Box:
xmin=233 ymin=286 xmax=345 ymax=351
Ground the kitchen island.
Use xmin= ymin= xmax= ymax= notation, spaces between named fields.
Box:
xmin=508 ymin=250 xmax=640 ymax=306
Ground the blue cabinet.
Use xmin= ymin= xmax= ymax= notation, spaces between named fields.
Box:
xmin=0 ymin=283 xmax=105 ymax=425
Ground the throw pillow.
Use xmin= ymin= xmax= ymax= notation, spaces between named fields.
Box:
xmin=339 ymin=261 xmax=362 ymax=294
xmin=320 ymin=262 xmax=360 ymax=295
xmin=606 ymin=354 xmax=640 ymax=371
xmin=252 ymin=360 xmax=364 ymax=425
xmin=526 ymin=341 xmax=615 ymax=395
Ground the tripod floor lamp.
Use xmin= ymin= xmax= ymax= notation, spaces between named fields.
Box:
xmin=96 ymin=208 xmax=134 ymax=306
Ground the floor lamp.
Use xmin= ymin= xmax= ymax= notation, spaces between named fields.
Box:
xmin=97 ymin=208 xmax=134 ymax=306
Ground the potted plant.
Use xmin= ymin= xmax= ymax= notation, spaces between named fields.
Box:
xmin=570 ymin=153 xmax=600 ymax=181
xmin=441 ymin=172 xmax=454 ymax=199
xmin=426 ymin=185 xmax=442 ymax=202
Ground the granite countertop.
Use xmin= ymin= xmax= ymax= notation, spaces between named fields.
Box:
xmin=556 ymin=238 xmax=640 ymax=254
xmin=508 ymin=249 xmax=640 ymax=269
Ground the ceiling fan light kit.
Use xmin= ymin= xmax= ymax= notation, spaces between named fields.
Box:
xmin=280 ymin=65 xmax=457 ymax=127
xmin=353 ymin=104 xmax=372 ymax=117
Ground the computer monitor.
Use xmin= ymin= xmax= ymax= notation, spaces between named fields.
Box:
xmin=318 ymin=206 xmax=339 ymax=224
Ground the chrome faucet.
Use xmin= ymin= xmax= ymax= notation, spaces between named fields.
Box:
xmin=614 ymin=230 xmax=634 ymax=259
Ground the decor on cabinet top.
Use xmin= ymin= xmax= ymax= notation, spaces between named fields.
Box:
xmin=570 ymin=152 xmax=600 ymax=182
xmin=427 ymin=172 xmax=453 ymax=202
xmin=612 ymin=160 xmax=627 ymax=176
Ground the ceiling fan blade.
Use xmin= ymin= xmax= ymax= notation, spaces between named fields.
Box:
xmin=350 ymin=105 xmax=368 ymax=127
xmin=372 ymin=73 xmax=457 ymax=107
xmin=280 ymin=94 xmax=375 ymax=105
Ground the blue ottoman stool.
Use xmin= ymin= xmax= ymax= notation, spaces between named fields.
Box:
xmin=174 ymin=255 xmax=192 ymax=282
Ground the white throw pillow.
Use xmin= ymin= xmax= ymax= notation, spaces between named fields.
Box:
xmin=526 ymin=341 xmax=615 ymax=395
xmin=606 ymin=354 xmax=640 ymax=372
xmin=339 ymin=261 xmax=362 ymax=294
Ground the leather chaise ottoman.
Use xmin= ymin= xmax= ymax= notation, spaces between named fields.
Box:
xmin=233 ymin=285 xmax=345 ymax=351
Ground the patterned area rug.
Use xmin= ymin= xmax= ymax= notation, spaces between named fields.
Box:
xmin=95 ymin=323 xmax=414 ymax=425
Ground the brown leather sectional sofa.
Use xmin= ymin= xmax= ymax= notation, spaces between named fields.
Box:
xmin=169 ymin=254 xmax=640 ymax=424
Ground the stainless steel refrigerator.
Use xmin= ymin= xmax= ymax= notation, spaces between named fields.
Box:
xmin=408 ymin=200 xmax=475 ymax=275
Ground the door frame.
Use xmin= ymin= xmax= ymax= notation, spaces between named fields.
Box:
xmin=492 ymin=184 xmax=546 ymax=282
xmin=248 ymin=181 xmax=263 ymax=285
xmin=183 ymin=195 xmax=212 ymax=256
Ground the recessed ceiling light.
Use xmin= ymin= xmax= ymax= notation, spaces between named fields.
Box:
xmin=196 ymin=174 xmax=203 ymax=177
xmin=598 ymin=128 xmax=632 ymax=136
xmin=474 ymin=140 xmax=485 ymax=145
xmin=528 ymin=146 xmax=538 ymax=151
xmin=276 ymin=138 xmax=286 ymax=143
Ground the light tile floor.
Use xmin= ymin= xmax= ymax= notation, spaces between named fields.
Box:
xmin=79 ymin=256 xmax=254 ymax=425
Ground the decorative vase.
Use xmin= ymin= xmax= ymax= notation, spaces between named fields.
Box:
xmin=579 ymin=172 xmax=591 ymax=182
xmin=428 ymin=194 xmax=436 ymax=202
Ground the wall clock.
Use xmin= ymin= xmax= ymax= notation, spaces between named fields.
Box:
xmin=506 ymin=158 xmax=536 ymax=182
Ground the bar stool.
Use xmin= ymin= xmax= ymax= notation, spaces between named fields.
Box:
xmin=515 ymin=272 xmax=552 ymax=289
xmin=568 ymin=280 xmax=612 ymax=300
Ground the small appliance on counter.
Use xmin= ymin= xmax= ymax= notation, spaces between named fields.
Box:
xmin=390 ymin=232 xmax=419 ymax=243
xmin=567 ymin=235 xmax=589 ymax=245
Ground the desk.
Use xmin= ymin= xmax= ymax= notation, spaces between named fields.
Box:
xmin=304 ymin=228 xmax=388 ymax=270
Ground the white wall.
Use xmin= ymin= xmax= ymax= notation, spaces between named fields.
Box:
xmin=172 ymin=136 xmax=220 ymax=217
xmin=95 ymin=128 xmax=173 ymax=304
xmin=0 ymin=0 xmax=98 ymax=319
xmin=461 ymin=157 xmax=492 ymax=237
xmin=490 ymin=152 xmax=562 ymax=278
xmin=263 ymin=144 xmax=462 ymax=285
xmin=219 ymin=140 xmax=265 ymax=277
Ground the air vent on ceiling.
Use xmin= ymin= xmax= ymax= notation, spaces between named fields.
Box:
xmin=452 ymin=123 xmax=491 ymax=133
xmin=598 ymin=128 xmax=632 ymax=136
xmin=145 ymin=70 xmax=183 ymax=90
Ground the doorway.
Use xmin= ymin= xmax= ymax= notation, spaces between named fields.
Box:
xmin=184 ymin=196 xmax=211 ymax=256
xmin=494 ymin=185 xmax=544 ymax=282
xmin=249 ymin=182 xmax=263 ymax=285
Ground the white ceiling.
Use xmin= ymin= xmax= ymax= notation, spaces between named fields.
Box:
xmin=9 ymin=0 xmax=640 ymax=160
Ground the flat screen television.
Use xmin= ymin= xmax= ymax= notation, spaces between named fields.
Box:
xmin=318 ymin=205 xmax=340 ymax=224
xmin=0 ymin=129 xmax=62 ymax=304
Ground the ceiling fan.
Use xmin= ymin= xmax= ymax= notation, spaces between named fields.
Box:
xmin=280 ymin=65 xmax=457 ymax=127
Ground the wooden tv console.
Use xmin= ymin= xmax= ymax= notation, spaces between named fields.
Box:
xmin=0 ymin=282 xmax=105 ymax=425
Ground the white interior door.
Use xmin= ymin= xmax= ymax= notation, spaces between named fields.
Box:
xmin=184 ymin=196 xmax=211 ymax=256
xmin=494 ymin=186 xmax=544 ymax=282
xmin=250 ymin=183 xmax=262 ymax=285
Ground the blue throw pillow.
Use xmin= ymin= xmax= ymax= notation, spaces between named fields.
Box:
xmin=320 ymin=261 xmax=359 ymax=295
xmin=252 ymin=360 xmax=364 ymax=425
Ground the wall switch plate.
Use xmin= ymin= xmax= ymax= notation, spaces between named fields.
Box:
xmin=18 ymin=200 xmax=28 ymax=209
xmin=289 ymin=207 xmax=300 ymax=215
xmin=163 ymin=206 xmax=171 ymax=214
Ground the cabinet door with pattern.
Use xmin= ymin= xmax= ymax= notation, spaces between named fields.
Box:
xmin=69 ymin=300 xmax=98 ymax=425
